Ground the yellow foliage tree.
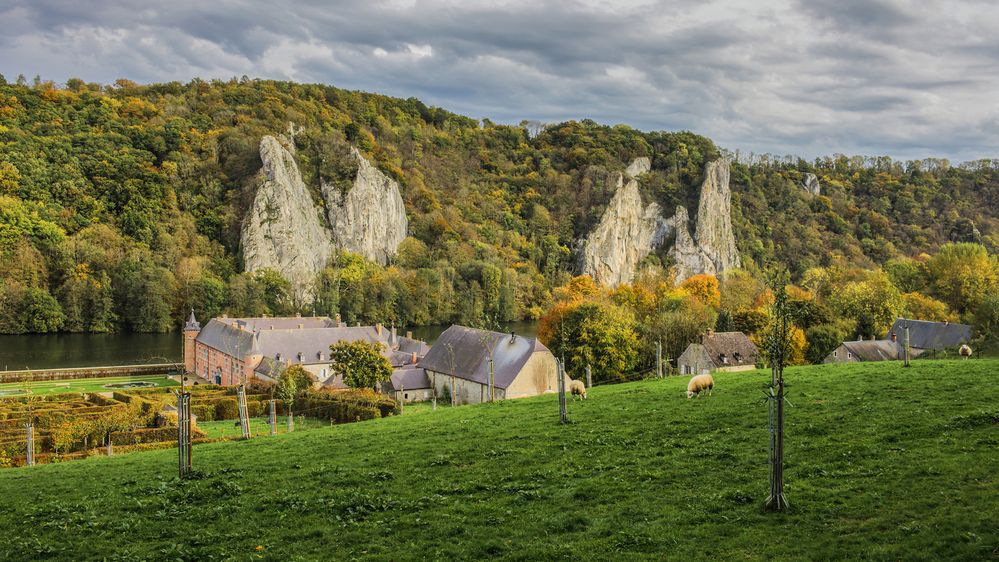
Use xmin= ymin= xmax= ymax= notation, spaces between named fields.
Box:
xmin=679 ymin=274 xmax=721 ymax=308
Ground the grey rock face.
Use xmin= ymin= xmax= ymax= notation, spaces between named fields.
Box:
xmin=669 ymin=205 xmax=717 ymax=282
xmin=579 ymin=159 xmax=671 ymax=286
xmin=625 ymin=156 xmax=651 ymax=178
xmin=802 ymin=173 xmax=821 ymax=196
xmin=322 ymin=147 xmax=408 ymax=266
xmin=580 ymin=158 xmax=741 ymax=286
xmin=692 ymin=159 xmax=740 ymax=277
xmin=242 ymin=135 xmax=334 ymax=303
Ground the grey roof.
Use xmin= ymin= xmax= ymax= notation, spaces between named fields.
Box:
xmin=839 ymin=340 xmax=909 ymax=362
xmin=388 ymin=365 xmax=432 ymax=391
xmin=196 ymin=318 xmax=428 ymax=368
xmin=397 ymin=336 xmax=430 ymax=355
xmin=417 ymin=325 xmax=548 ymax=389
xmin=700 ymin=331 xmax=759 ymax=368
xmin=185 ymin=309 xmax=200 ymax=331
xmin=887 ymin=318 xmax=972 ymax=350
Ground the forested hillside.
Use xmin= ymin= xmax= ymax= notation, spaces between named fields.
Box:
xmin=0 ymin=76 xmax=996 ymax=336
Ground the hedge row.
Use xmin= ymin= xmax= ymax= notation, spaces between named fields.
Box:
xmin=0 ymin=365 xmax=177 ymax=384
xmin=110 ymin=425 xmax=207 ymax=446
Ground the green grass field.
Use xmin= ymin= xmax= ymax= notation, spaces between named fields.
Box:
xmin=197 ymin=415 xmax=332 ymax=439
xmin=0 ymin=374 xmax=178 ymax=396
xmin=0 ymin=360 xmax=995 ymax=560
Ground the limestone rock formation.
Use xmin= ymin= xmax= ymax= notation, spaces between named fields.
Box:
xmin=578 ymin=159 xmax=670 ymax=286
xmin=692 ymin=159 xmax=740 ymax=276
xmin=322 ymin=147 xmax=408 ymax=266
xmin=580 ymin=158 xmax=741 ymax=286
xmin=802 ymin=173 xmax=821 ymax=196
xmin=669 ymin=205 xmax=716 ymax=282
xmin=625 ymin=156 xmax=651 ymax=178
xmin=242 ymin=135 xmax=334 ymax=302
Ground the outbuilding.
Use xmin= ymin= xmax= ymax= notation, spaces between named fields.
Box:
xmin=418 ymin=325 xmax=560 ymax=405
xmin=677 ymin=330 xmax=759 ymax=375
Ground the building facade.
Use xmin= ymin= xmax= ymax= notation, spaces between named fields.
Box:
xmin=418 ymin=325 xmax=560 ymax=405
xmin=677 ymin=330 xmax=759 ymax=375
xmin=183 ymin=313 xmax=427 ymax=387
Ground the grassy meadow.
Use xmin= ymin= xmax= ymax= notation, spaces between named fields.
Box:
xmin=0 ymin=360 xmax=995 ymax=560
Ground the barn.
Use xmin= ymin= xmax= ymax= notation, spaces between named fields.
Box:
xmin=676 ymin=330 xmax=759 ymax=375
xmin=418 ymin=325 xmax=560 ymax=405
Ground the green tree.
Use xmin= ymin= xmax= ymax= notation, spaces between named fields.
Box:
xmin=329 ymin=340 xmax=393 ymax=391
xmin=925 ymin=243 xmax=998 ymax=314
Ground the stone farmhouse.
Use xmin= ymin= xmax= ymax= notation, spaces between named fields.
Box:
xmin=677 ymin=330 xmax=759 ymax=375
xmin=183 ymin=312 xmax=428 ymax=387
xmin=417 ymin=325 xmax=560 ymax=405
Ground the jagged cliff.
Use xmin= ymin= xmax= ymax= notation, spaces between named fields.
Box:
xmin=578 ymin=158 xmax=671 ymax=286
xmin=692 ymin=159 xmax=740 ymax=276
xmin=580 ymin=158 xmax=740 ymax=286
xmin=802 ymin=173 xmax=821 ymax=196
xmin=322 ymin=147 xmax=408 ymax=266
xmin=241 ymin=135 xmax=334 ymax=302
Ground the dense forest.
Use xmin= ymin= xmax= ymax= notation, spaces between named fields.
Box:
xmin=0 ymin=76 xmax=996 ymax=352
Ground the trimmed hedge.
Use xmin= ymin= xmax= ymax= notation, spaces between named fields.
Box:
xmin=110 ymin=425 xmax=206 ymax=446
xmin=214 ymin=399 xmax=239 ymax=420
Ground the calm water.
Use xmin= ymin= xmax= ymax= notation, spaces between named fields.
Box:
xmin=0 ymin=321 xmax=540 ymax=370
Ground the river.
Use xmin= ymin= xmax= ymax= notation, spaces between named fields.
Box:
xmin=0 ymin=321 xmax=541 ymax=371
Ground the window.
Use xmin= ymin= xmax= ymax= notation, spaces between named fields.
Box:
xmin=404 ymin=393 xmax=409 ymax=400
xmin=847 ymin=352 xmax=853 ymax=359
xmin=833 ymin=350 xmax=838 ymax=358
xmin=720 ymin=354 xmax=729 ymax=364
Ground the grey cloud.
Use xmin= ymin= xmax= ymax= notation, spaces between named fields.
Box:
xmin=0 ymin=0 xmax=997 ymax=161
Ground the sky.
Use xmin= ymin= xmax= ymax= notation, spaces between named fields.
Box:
xmin=1 ymin=0 xmax=997 ymax=162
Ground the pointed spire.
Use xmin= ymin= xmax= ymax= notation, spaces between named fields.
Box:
xmin=249 ymin=331 xmax=261 ymax=355
xmin=184 ymin=308 xmax=200 ymax=331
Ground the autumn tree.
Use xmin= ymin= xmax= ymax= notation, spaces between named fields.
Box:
xmin=329 ymin=340 xmax=393 ymax=391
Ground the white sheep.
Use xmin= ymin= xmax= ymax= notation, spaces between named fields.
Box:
xmin=959 ymin=344 xmax=973 ymax=359
xmin=569 ymin=379 xmax=587 ymax=400
xmin=687 ymin=374 xmax=714 ymax=399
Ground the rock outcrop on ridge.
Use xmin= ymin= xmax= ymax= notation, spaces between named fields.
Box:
xmin=322 ymin=147 xmax=408 ymax=266
xmin=578 ymin=158 xmax=671 ymax=286
xmin=580 ymin=158 xmax=741 ymax=286
xmin=241 ymin=135 xmax=334 ymax=303
xmin=241 ymin=133 xmax=408 ymax=301
xmin=802 ymin=173 xmax=821 ymax=196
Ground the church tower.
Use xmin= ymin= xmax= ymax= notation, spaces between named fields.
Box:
xmin=183 ymin=309 xmax=201 ymax=375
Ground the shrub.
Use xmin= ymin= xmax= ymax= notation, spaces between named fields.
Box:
xmin=214 ymin=399 xmax=239 ymax=420
xmin=190 ymin=404 xmax=215 ymax=422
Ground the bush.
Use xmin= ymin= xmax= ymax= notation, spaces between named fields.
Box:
xmin=214 ymin=399 xmax=239 ymax=420
xmin=190 ymin=404 xmax=215 ymax=422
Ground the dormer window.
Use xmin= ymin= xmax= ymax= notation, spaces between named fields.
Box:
xmin=317 ymin=351 xmax=324 ymax=361
xmin=276 ymin=352 xmax=282 ymax=361
xmin=297 ymin=352 xmax=304 ymax=363
xmin=720 ymin=354 xmax=728 ymax=364
xmin=733 ymin=352 xmax=741 ymax=362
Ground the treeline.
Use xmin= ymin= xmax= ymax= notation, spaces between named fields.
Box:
xmin=0 ymin=76 xmax=996 ymax=333
xmin=540 ymin=242 xmax=999 ymax=381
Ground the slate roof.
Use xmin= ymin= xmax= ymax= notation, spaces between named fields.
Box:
xmin=839 ymin=340 xmax=909 ymax=362
xmin=886 ymin=318 xmax=972 ymax=350
xmin=699 ymin=331 xmax=759 ymax=369
xmin=197 ymin=318 xmax=428 ymax=368
xmin=418 ymin=325 xmax=548 ymax=389
xmin=388 ymin=365 xmax=433 ymax=391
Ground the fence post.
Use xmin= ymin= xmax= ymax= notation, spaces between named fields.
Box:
xmin=288 ymin=409 xmax=294 ymax=432
xmin=656 ymin=341 xmax=663 ymax=379
xmin=106 ymin=433 xmax=113 ymax=457
xmin=237 ymin=385 xmax=251 ymax=439
xmin=177 ymin=391 xmax=192 ymax=477
xmin=557 ymin=358 xmax=568 ymax=424
xmin=269 ymin=399 xmax=277 ymax=436
xmin=904 ymin=324 xmax=911 ymax=367
xmin=400 ymin=384 xmax=404 ymax=415
xmin=585 ymin=364 xmax=592 ymax=389
xmin=25 ymin=422 xmax=34 ymax=467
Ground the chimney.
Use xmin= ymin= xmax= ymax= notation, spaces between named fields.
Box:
xmin=510 ymin=331 xmax=517 ymax=343
xmin=376 ymin=323 xmax=383 ymax=336
xmin=391 ymin=326 xmax=397 ymax=342
xmin=298 ymin=323 xmax=304 ymax=329
xmin=296 ymin=312 xmax=302 ymax=318
xmin=706 ymin=328 xmax=714 ymax=338
xmin=891 ymin=332 xmax=897 ymax=342
xmin=335 ymin=313 xmax=342 ymax=324
xmin=406 ymin=330 xmax=412 ymax=339
xmin=262 ymin=313 xmax=267 ymax=318
xmin=411 ymin=352 xmax=418 ymax=364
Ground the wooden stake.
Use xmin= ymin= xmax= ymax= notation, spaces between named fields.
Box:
xmin=25 ymin=422 xmax=34 ymax=467
xmin=269 ymin=399 xmax=276 ymax=436
xmin=585 ymin=364 xmax=592 ymax=389
xmin=557 ymin=358 xmax=568 ymax=424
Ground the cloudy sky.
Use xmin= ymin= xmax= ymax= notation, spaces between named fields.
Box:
xmin=1 ymin=0 xmax=997 ymax=161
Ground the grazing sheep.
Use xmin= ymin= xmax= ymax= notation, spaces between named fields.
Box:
xmin=687 ymin=374 xmax=714 ymax=399
xmin=569 ymin=379 xmax=587 ymax=400
xmin=959 ymin=344 xmax=973 ymax=359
